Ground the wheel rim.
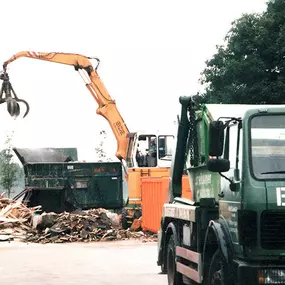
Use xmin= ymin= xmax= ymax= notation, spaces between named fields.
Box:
xmin=167 ymin=248 xmax=175 ymax=285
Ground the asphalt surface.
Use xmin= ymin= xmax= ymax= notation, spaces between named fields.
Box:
xmin=0 ymin=239 xmax=167 ymax=285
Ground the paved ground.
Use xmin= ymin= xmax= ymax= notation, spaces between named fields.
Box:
xmin=0 ymin=239 xmax=167 ymax=285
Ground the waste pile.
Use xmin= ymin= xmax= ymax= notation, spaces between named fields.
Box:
xmin=0 ymin=195 xmax=157 ymax=244
xmin=0 ymin=194 xmax=40 ymax=241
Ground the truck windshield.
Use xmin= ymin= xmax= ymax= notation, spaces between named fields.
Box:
xmin=250 ymin=114 xmax=285 ymax=180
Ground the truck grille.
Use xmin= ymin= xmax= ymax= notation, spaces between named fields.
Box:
xmin=261 ymin=211 xmax=285 ymax=249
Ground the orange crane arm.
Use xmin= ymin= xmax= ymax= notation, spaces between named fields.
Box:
xmin=3 ymin=51 xmax=129 ymax=160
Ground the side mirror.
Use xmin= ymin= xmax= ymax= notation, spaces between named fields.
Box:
xmin=207 ymin=158 xmax=230 ymax=173
xmin=209 ymin=121 xmax=224 ymax=156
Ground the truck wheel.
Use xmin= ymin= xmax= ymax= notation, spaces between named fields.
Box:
xmin=167 ymin=235 xmax=182 ymax=285
xmin=161 ymin=262 xmax=167 ymax=274
xmin=208 ymin=249 xmax=228 ymax=285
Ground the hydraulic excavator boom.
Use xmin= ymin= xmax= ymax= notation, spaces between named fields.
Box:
xmin=1 ymin=51 xmax=129 ymax=160
xmin=1 ymin=51 xmax=176 ymax=229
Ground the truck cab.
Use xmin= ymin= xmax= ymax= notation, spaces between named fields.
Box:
xmin=158 ymin=97 xmax=285 ymax=285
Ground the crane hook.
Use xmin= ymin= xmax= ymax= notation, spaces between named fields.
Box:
xmin=0 ymin=70 xmax=30 ymax=118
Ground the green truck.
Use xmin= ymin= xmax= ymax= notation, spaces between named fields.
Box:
xmin=13 ymin=148 xmax=124 ymax=213
xmin=157 ymin=96 xmax=285 ymax=284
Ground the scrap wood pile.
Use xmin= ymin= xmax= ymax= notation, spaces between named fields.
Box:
xmin=0 ymin=193 xmax=40 ymax=241
xmin=27 ymin=209 xmax=157 ymax=244
xmin=0 ymin=194 xmax=157 ymax=243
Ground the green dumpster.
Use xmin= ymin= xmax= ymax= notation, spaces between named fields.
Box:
xmin=13 ymin=148 xmax=123 ymax=213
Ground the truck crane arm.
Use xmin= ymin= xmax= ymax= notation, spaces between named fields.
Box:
xmin=1 ymin=51 xmax=129 ymax=160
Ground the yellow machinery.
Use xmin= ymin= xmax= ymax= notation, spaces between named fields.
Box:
xmin=0 ymin=51 xmax=174 ymax=225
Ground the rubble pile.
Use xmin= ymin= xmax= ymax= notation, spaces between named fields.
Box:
xmin=27 ymin=209 xmax=157 ymax=244
xmin=0 ymin=195 xmax=40 ymax=241
xmin=0 ymin=195 xmax=157 ymax=243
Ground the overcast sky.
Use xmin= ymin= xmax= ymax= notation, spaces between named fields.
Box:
xmin=0 ymin=0 xmax=267 ymax=161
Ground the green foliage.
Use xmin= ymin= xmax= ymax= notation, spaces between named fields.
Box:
xmin=198 ymin=0 xmax=285 ymax=104
xmin=0 ymin=133 xmax=23 ymax=198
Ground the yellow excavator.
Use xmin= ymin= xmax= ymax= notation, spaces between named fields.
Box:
xmin=0 ymin=51 xmax=176 ymax=228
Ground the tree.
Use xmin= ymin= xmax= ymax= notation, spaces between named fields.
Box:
xmin=198 ymin=0 xmax=285 ymax=104
xmin=94 ymin=130 xmax=112 ymax=162
xmin=0 ymin=132 xmax=23 ymax=198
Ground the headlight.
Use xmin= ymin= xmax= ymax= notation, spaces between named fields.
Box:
xmin=258 ymin=269 xmax=285 ymax=284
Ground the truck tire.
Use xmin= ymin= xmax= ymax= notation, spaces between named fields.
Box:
xmin=161 ymin=262 xmax=167 ymax=274
xmin=167 ymin=235 xmax=183 ymax=285
xmin=208 ymin=249 xmax=231 ymax=285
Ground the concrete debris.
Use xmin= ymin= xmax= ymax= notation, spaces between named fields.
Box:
xmin=0 ymin=198 xmax=157 ymax=243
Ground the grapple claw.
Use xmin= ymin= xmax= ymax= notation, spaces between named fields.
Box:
xmin=16 ymin=98 xmax=30 ymax=118
xmin=7 ymin=97 xmax=17 ymax=117
xmin=14 ymin=102 xmax=20 ymax=117
xmin=0 ymin=71 xmax=29 ymax=118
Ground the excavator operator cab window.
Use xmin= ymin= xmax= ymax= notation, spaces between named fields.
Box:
xmin=158 ymin=135 xmax=174 ymax=160
xmin=136 ymin=135 xmax=158 ymax=167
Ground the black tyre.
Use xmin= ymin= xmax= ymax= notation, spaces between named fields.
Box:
xmin=133 ymin=209 xmax=142 ymax=219
xmin=160 ymin=238 xmax=167 ymax=274
xmin=208 ymin=249 xmax=232 ymax=285
xmin=121 ymin=209 xmax=129 ymax=230
xmin=161 ymin=261 xmax=167 ymax=274
xmin=167 ymin=235 xmax=183 ymax=285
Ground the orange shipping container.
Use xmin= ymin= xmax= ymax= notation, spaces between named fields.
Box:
xmin=141 ymin=175 xmax=192 ymax=233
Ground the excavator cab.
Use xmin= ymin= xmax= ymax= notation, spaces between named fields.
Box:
xmin=126 ymin=132 xmax=174 ymax=168
xmin=123 ymin=131 xmax=175 ymax=228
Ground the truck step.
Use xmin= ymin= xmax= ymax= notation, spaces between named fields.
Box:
xmin=176 ymin=246 xmax=202 ymax=283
